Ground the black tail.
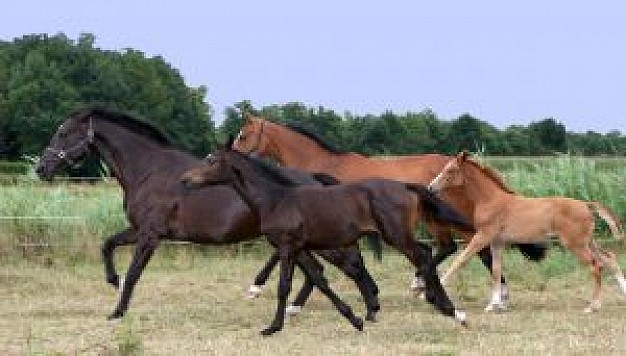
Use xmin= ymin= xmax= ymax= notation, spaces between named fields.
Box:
xmin=405 ymin=184 xmax=475 ymax=233
xmin=514 ymin=243 xmax=547 ymax=262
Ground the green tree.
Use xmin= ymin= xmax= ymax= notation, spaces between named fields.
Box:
xmin=529 ymin=118 xmax=567 ymax=154
xmin=0 ymin=33 xmax=216 ymax=161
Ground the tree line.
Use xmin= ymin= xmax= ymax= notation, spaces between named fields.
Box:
xmin=221 ymin=101 xmax=626 ymax=156
xmin=1 ymin=33 xmax=625 ymax=166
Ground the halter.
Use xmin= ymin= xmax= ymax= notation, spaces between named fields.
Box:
xmin=46 ymin=117 xmax=95 ymax=167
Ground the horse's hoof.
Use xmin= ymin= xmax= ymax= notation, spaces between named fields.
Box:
xmin=285 ymin=305 xmax=302 ymax=316
xmin=246 ymin=284 xmax=264 ymax=299
xmin=416 ymin=291 xmax=426 ymax=300
xmin=583 ymin=301 xmax=601 ymax=313
xmin=454 ymin=309 xmax=468 ymax=326
xmin=484 ymin=303 xmax=506 ymax=313
xmin=365 ymin=312 xmax=378 ymax=323
xmin=107 ymin=310 xmax=124 ymax=320
xmin=260 ymin=326 xmax=280 ymax=336
xmin=501 ymin=286 xmax=510 ymax=301
xmin=352 ymin=317 xmax=364 ymax=331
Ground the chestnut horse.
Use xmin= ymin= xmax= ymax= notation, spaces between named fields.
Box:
xmin=35 ymin=107 xmax=382 ymax=323
xmin=181 ymin=140 xmax=474 ymax=334
xmin=233 ymin=114 xmax=546 ymax=299
xmin=428 ymin=152 xmax=626 ymax=313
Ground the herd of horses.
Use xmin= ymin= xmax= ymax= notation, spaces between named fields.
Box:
xmin=34 ymin=107 xmax=625 ymax=336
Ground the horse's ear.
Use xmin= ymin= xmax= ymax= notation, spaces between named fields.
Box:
xmin=241 ymin=110 xmax=253 ymax=123
xmin=226 ymin=134 xmax=236 ymax=150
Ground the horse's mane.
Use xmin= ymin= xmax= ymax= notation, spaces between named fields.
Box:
xmin=234 ymin=150 xmax=300 ymax=187
xmin=74 ymin=106 xmax=173 ymax=146
xmin=465 ymin=158 xmax=516 ymax=194
xmin=284 ymin=123 xmax=346 ymax=154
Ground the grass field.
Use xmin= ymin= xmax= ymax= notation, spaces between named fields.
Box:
xmin=1 ymin=155 xmax=625 ymax=354
xmin=1 ymin=247 xmax=625 ymax=355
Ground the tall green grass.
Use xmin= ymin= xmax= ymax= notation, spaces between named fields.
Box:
xmin=485 ymin=155 xmax=626 ymax=225
xmin=0 ymin=180 xmax=126 ymax=259
xmin=0 ymin=155 xmax=624 ymax=259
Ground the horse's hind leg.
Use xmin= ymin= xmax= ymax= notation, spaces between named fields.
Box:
xmin=247 ymin=251 xmax=280 ymax=298
xmin=319 ymin=247 xmax=381 ymax=322
xmin=101 ymin=228 xmax=137 ymax=289
xmin=589 ymin=241 xmax=626 ymax=295
xmin=476 ymin=244 xmax=509 ymax=300
xmin=295 ymin=249 xmax=364 ymax=331
xmin=568 ymin=243 xmax=602 ymax=312
xmin=484 ymin=241 xmax=506 ymax=312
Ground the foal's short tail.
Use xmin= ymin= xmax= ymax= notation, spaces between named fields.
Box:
xmin=588 ymin=202 xmax=624 ymax=240
xmin=405 ymin=184 xmax=476 ymax=233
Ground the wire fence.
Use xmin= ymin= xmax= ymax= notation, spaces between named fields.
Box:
xmin=0 ymin=214 xmax=622 ymax=250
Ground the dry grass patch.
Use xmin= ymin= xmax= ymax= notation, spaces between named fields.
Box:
xmin=0 ymin=247 xmax=625 ymax=355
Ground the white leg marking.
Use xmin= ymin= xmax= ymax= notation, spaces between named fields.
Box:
xmin=501 ymin=284 xmax=509 ymax=301
xmin=485 ymin=285 xmax=506 ymax=312
xmin=410 ymin=276 xmax=425 ymax=291
xmin=616 ymin=273 xmax=626 ymax=294
xmin=118 ymin=276 xmax=125 ymax=300
xmin=285 ymin=304 xmax=303 ymax=316
xmin=454 ymin=309 xmax=467 ymax=326
xmin=246 ymin=284 xmax=264 ymax=299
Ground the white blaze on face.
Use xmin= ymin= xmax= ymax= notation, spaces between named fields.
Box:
xmin=428 ymin=171 xmax=445 ymax=191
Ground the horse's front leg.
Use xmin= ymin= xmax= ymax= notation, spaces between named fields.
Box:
xmin=101 ymin=228 xmax=137 ymax=289
xmin=484 ymin=241 xmax=506 ymax=312
xmin=440 ymin=231 xmax=490 ymax=286
xmin=262 ymin=241 xmax=296 ymax=336
xmin=247 ymin=250 xmax=280 ymax=298
xmin=287 ymin=250 xmax=325 ymax=315
xmin=412 ymin=224 xmax=457 ymax=293
xmin=107 ymin=232 xmax=160 ymax=320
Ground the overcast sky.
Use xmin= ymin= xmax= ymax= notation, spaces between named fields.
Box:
xmin=2 ymin=1 xmax=625 ymax=132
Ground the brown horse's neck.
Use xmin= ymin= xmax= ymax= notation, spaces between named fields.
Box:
xmin=460 ymin=163 xmax=511 ymax=205
xmin=264 ymin=122 xmax=338 ymax=171
xmin=229 ymin=161 xmax=288 ymax=221
xmin=92 ymin=120 xmax=184 ymax=192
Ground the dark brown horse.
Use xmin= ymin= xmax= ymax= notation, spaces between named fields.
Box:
xmin=233 ymin=114 xmax=546 ymax=298
xmin=181 ymin=139 xmax=475 ymax=335
xmin=34 ymin=107 xmax=381 ymax=323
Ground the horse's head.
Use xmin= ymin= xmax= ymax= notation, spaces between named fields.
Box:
xmin=181 ymin=135 xmax=241 ymax=189
xmin=35 ymin=109 xmax=95 ymax=181
xmin=232 ymin=113 xmax=270 ymax=156
xmin=428 ymin=151 xmax=469 ymax=193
